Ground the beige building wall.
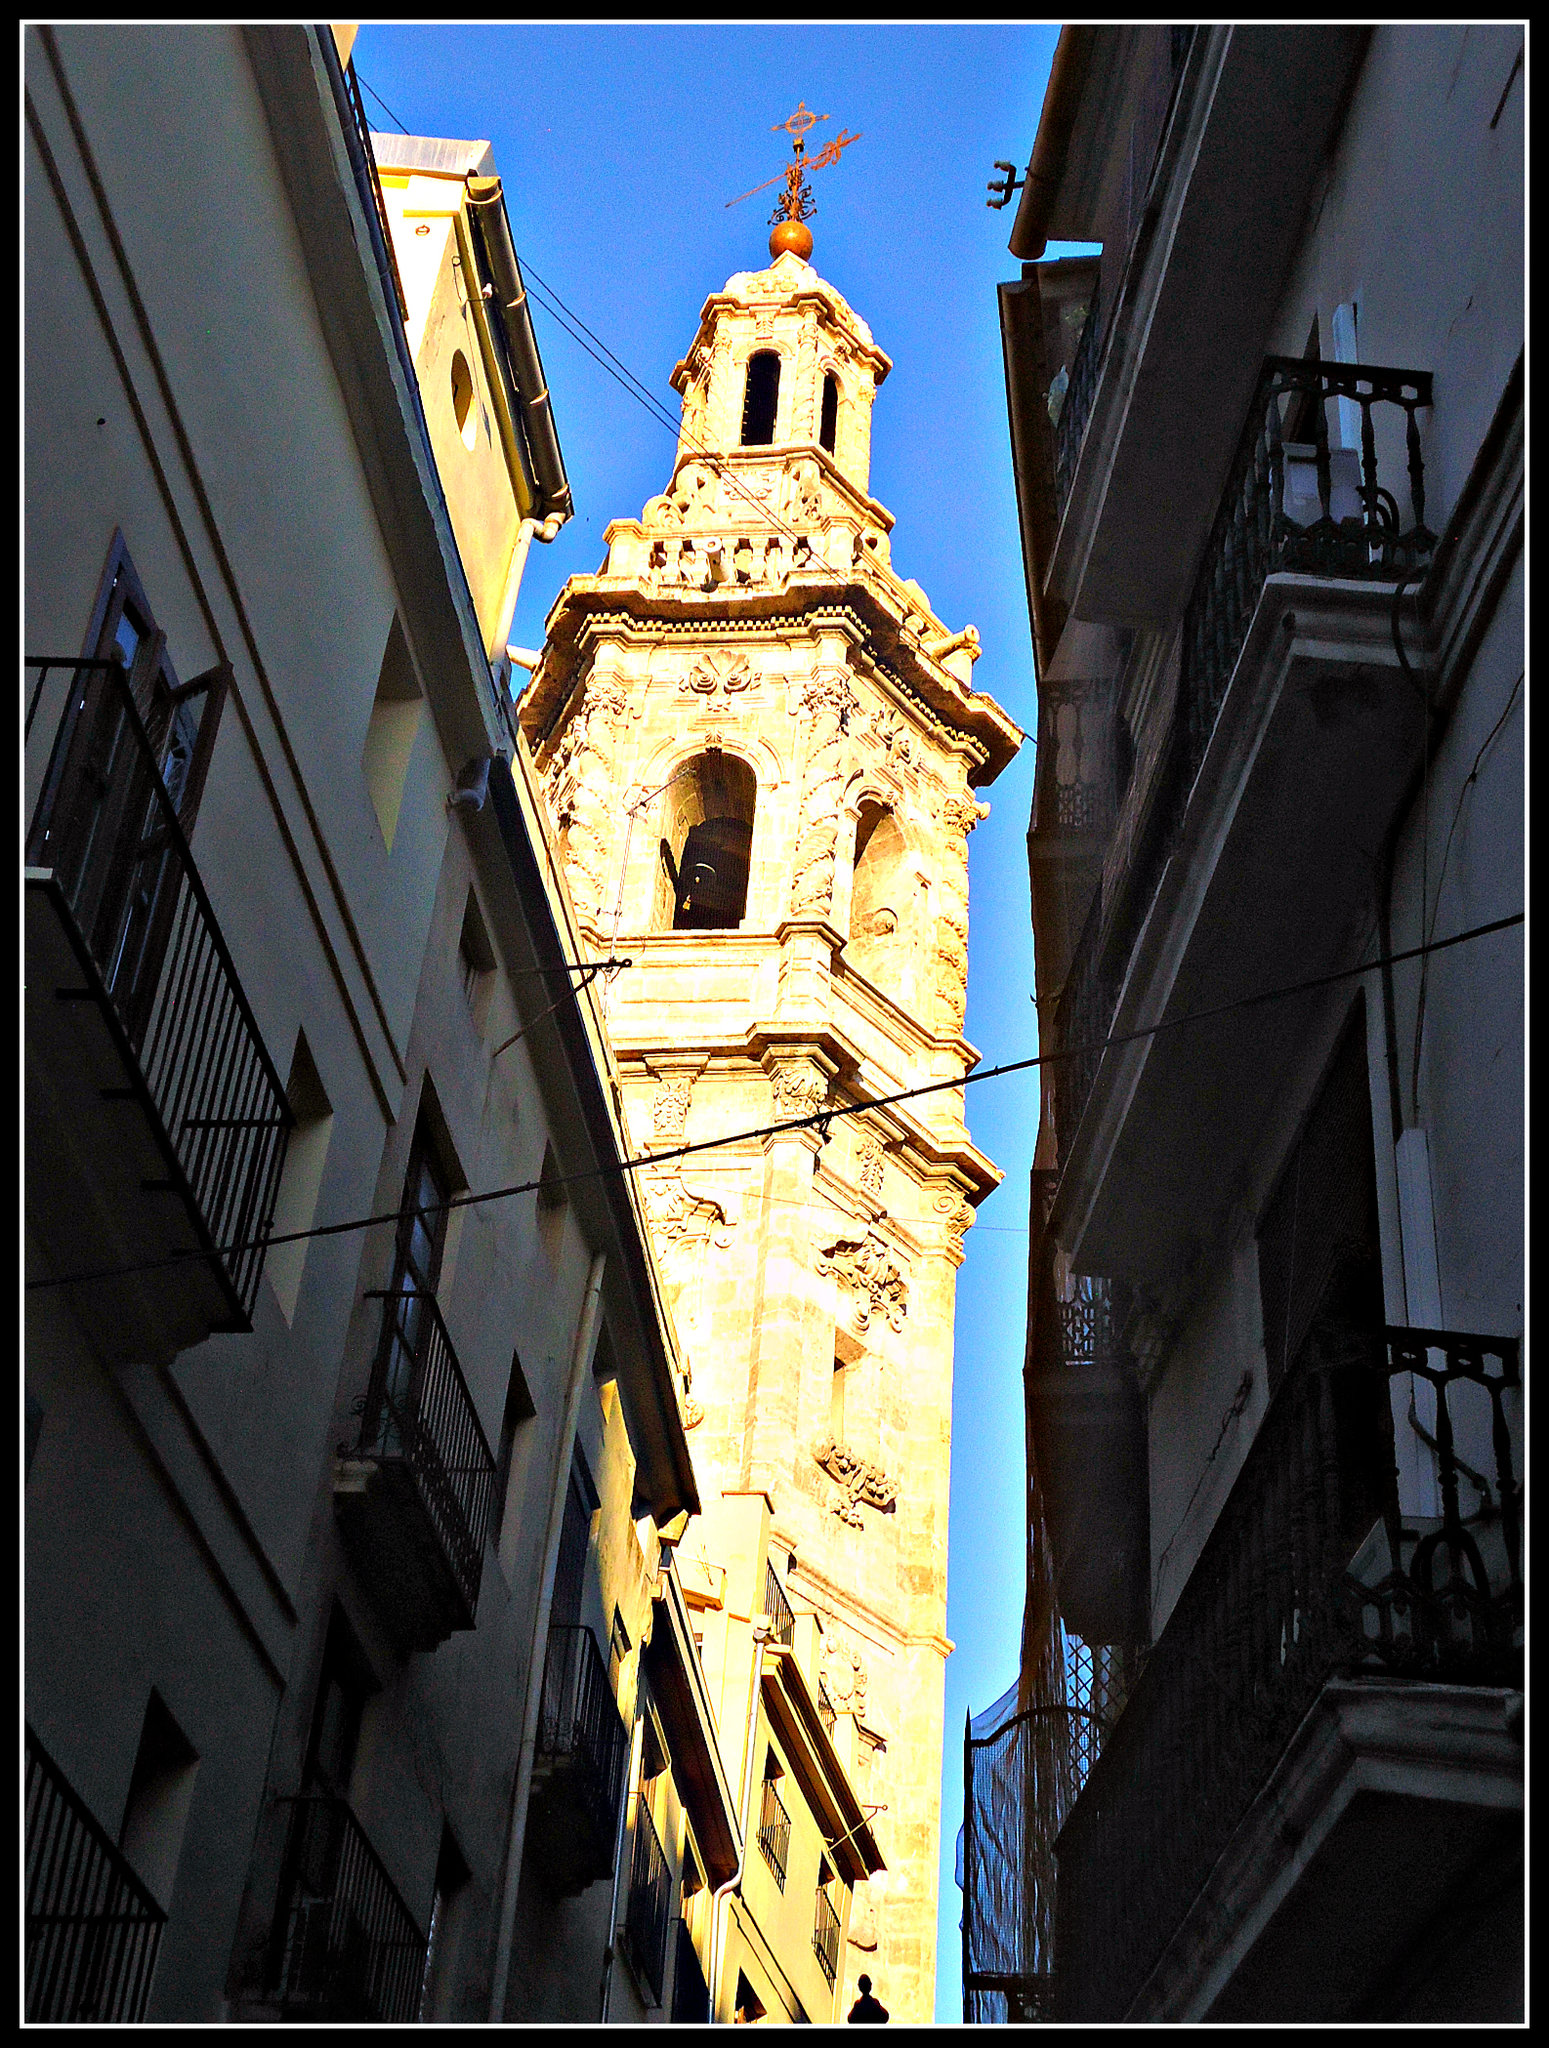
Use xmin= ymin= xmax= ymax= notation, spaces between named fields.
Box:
xmin=520 ymin=246 xmax=1021 ymax=2021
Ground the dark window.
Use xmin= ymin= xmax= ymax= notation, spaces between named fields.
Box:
xmin=418 ymin=1825 xmax=471 ymax=2022
xmin=1257 ymin=997 xmax=1382 ymax=1396
xmin=741 ymin=351 xmax=781 ymax=445
xmin=551 ymin=1451 xmax=599 ymax=1632
xmin=819 ymin=373 xmax=839 ymax=453
xmin=305 ymin=1608 xmax=375 ymax=1799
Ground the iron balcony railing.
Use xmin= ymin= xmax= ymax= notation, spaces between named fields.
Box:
xmin=813 ymin=1884 xmax=842 ymax=1990
xmin=26 ymin=653 xmax=291 ymax=1322
xmin=536 ymin=1623 xmax=630 ymax=1858
xmin=764 ymin=1560 xmax=795 ymax=1648
xmin=355 ymin=1288 xmax=499 ymax=1623
xmin=26 ymin=1728 xmax=165 ymax=2022
xmin=1053 ymin=356 xmax=1434 ymax=1161
xmin=757 ymin=1777 xmax=791 ymax=1891
xmin=624 ymin=1796 xmax=672 ymax=2007
xmin=268 ymin=1795 xmax=426 ymax=2022
xmin=1055 ymin=1324 xmax=1520 ymax=2021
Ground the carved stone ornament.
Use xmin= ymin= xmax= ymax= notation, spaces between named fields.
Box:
xmin=869 ymin=706 xmax=913 ymax=765
xmin=857 ymin=1138 xmax=886 ymax=1197
xmin=683 ymin=1389 xmax=705 ymax=1430
xmin=821 ymin=1630 xmax=870 ymax=1716
xmin=653 ymin=1076 xmax=694 ymax=1137
xmin=818 ymin=1228 xmax=908 ymax=1332
xmin=640 ymin=1163 xmax=732 ymax=1248
xmin=681 ymin=649 xmax=755 ymax=697
xmin=770 ymin=1064 xmax=829 ymax=1120
xmin=940 ymin=792 xmax=991 ymax=838
xmin=934 ymin=1188 xmax=976 ymax=1253
xmin=813 ymin=1435 xmax=898 ymax=1526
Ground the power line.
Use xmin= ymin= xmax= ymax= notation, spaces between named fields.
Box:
xmin=26 ymin=911 xmax=1521 ymax=1297
xmin=355 ymin=70 xmax=410 ymax=136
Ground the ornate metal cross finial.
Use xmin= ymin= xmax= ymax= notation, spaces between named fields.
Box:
xmin=724 ymin=101 xmax=863 ymax=239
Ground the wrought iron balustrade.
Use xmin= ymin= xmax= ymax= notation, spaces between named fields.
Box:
xmin=1051 ymin=357 xmax=1434 ymax=1162
xmin=26 ymin=653 xmax=291 ymax=1322
xmin=1055 ymin=1323 xmax=1520 ymax=2021
xmin=354 ymin=1288 xmax=498 ymax=1622
xmin=26 ymin=1728 xmax=165 ymax=2022
xmin=757 ymin=1777 xmax=791 ymax=1891
xmin=763 ymin=1559 xmax=795 ymax=1647
xmin=267 ymin=1795 xmax=426 ymax=2022
xmin=624 ymin=1796 xmax=672 ymax=2006
xmin=534 ymin=1622 xmax=629 ymax=1877
xmin=813 ymin=1883 xmax=842 ymax=1989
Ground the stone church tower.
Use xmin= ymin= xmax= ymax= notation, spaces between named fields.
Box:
xmin=520 ymin=232 xmax=1019 ymax=2021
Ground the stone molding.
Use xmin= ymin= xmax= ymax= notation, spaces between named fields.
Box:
xmin=818 ymin=1226 xmax=909 ymax=1333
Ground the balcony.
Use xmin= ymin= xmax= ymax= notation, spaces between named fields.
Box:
xmin=1054 ymin=1325 xmax=1522 ymax=2021
xmin=623 ymin=1797 xmax=671 ymax=2007
xmin=26 ymin=1727 xmax=165 ymax=2022
xmin=757 ymin=1776 xmax=791 ymax=1891
xmin=1051 ymin=358 xmax=1436 ymax=1280
xmin=527 ymin=1624 xmax=629 ymax=1896
xmin=266 ymin=1795 xmax=426 ymax=2022
xmin=25 ymin=654 xmax=291 ymax=1365
xmin=333 ymin=1288 xmax=498 ymax=1654
xmin=763 ymin=1559 xmax=795 ymax=1648
xmin=1048 ymin=27 xmax=1371 ymax=628
xmin=813 ymin=1883 xmax=841 ymax=1991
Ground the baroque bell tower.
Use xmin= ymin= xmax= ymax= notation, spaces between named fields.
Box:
xmin=519 ymin=211 xmax=1019 ymax=2020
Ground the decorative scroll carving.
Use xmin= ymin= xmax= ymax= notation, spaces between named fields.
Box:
xmin=790 ymin=670 xmax=854 ymax=919
xmin=544 ymin=677 xmax=627 ymax=924
xmin=770 ymin=1064 xmax=829 ymax=1120
xmin=857 ymin=1138 xmax=886 ymax=1197
xmin=933 ymin=792 xmax=990 ymax=1035
xmin=640 ymin=1164 xmax=731 ymax=1248
xmin=818 ymin=1228 xmax=908 ymax=1332
xmin=813 ymin=1435 xmax=898 ymax=1525
xmin=934 ymin=1189 xmax=976 ymax=1257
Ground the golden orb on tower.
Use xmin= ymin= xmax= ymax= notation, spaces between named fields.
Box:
xmin=769 ymin=216 xmax=814 ymax=261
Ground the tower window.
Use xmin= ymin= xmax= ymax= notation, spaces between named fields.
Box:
xmin=654 ymin=753 xmax=757 ymax=932
xmin=741 ymin=351 xmax=781 ymax=445
xmin=848 ymin=800 xmax=907 ymax=987
xmin=820 ymin=373 xmax=839 ymax=453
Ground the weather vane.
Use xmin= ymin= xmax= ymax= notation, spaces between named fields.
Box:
xmin=725 ymin=101 xmax=862 ymax=256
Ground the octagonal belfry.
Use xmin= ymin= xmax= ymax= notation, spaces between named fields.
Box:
xmin=519 ymin=244 xmax=1020 ymax=2021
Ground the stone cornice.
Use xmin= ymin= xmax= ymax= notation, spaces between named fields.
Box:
xmin=524 ymin=582 xmax=1021 ymax=784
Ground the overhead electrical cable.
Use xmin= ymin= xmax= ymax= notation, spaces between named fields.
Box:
xmin=26 ymin=911 xmax=1521 ymax=1297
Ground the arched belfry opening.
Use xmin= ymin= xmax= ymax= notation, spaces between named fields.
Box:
xmin=848 ymin=800 xmax=908 ymax=987
xmin=819 ymin=372 xmax=840 ymax=454
xmin=741 ymin=351 xmax=781 ymax=446
xmin=655 ymin=753 xmax=757 ymax=931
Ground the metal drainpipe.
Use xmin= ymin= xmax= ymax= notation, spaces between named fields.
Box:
xmin=493 ymin=512 xmax=566 ymax=675
xmin=598 ymin=1707 xmax=646 ymax=2021
xmin=488 ymin=1248 xmax=608 ymax=2021
xmin=707 ymin=1616 xmax=772 ymax=2022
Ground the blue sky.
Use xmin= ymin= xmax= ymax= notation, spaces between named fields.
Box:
xmin=354 ymin=22 xmax=1060 ymax=2020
